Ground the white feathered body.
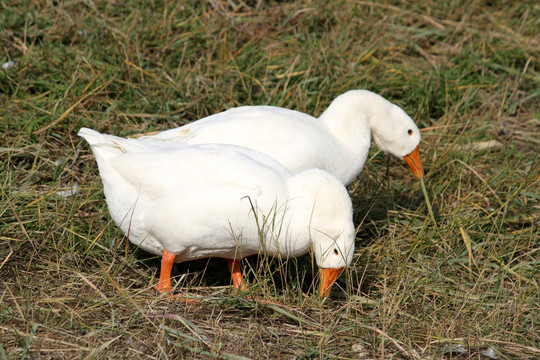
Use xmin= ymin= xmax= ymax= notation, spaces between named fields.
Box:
xmin=79 ymin=128 xmax=355 ymax=268
xmin=142 ymin=90 xmax=421 ymax=185
xmin=145 ymin=105 xmax=370 ymax=185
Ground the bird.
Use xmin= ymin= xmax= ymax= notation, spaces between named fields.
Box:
xmin=140 ymin=90 xmax=424 ymax=185
xmin=78 ymin=127 xmax=355 ymax=298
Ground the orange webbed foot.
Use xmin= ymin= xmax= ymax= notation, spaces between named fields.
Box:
xmin=154 ymin=249 xmax=176 ymax=294
xmin=227 ymin=258 xmax=248 ymax=293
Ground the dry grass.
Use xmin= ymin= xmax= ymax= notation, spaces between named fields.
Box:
xmin=1 ymin=0 xmax=539 ymax=359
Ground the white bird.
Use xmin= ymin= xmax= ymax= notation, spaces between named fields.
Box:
xmin=78 ymin=127 xmax=355 ymax=298
xmin=141 ymin=90 xmax=424 ymax=184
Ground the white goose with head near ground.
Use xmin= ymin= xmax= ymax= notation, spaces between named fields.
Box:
xmin=79 ymin=128 xmax=355 ymax=298
xmin=142 ymin=90 xmax=424 ymax=184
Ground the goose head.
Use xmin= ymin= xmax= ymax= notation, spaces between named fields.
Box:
xmin=369 ymin=98 xmax=424 ymax=178
xmin=314 ymin=226 xmax=355 ymax=298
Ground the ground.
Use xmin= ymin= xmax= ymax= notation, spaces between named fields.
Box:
xmin=1 ymin=1 xmax=539 ymax=359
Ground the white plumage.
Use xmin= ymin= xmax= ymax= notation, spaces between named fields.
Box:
xmin=142 ymin=90 xmax=424 ymax=184
xmin=79 ymin=128 xmax=355 ymax=297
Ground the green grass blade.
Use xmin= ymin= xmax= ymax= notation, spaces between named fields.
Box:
xmin=19 ymin=323 xmax=39 ymax=360
xmin=0 ymin=343 xmax=7 ymax=360
xmin=420 ymin=177 xmax=437 ymax=227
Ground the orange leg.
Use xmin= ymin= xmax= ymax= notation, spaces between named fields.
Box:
xmin=155 ymin=249 xmax=176 ymax=293
xmin=227 ymin=258 xmax=248 ymax=293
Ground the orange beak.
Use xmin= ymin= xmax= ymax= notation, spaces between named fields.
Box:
xmin=403 ymin=145 xmax=424 ymax=179
xmin=319 ymin=267 xmax=345 ymax=298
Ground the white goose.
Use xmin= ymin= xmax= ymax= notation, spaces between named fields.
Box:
xmin=79 ymin=128 xmax=355 ymax=297
xmin=142 ymin=90 xmax=424 ymax=184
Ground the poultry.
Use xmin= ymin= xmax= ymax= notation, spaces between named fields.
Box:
xmin=79 ymin=127 xmax=355 ymax=298
xmin=141 ymin=89 xmax=424 ymax=185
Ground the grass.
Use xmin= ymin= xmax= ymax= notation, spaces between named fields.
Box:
xmin=1 ymin=0 xmax=539 ymax=358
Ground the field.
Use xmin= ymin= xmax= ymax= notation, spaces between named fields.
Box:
xmin=1 ymin=0 xmax=539 ymax=359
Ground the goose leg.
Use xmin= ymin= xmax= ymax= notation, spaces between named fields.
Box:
xmin=227 ymin=258 xmax=248 ymax=293
xmin=155 ymin=249 xmax=176 ymax=293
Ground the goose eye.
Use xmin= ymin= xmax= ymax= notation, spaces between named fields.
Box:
xmin=407 ymin=129 xmax=413 ymax=135
xmin=333 ymin=248 xmax=339 ymax=255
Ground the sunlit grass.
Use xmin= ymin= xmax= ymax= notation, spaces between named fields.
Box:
xmin=1 ymin=0 xmax=539 ymax=358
